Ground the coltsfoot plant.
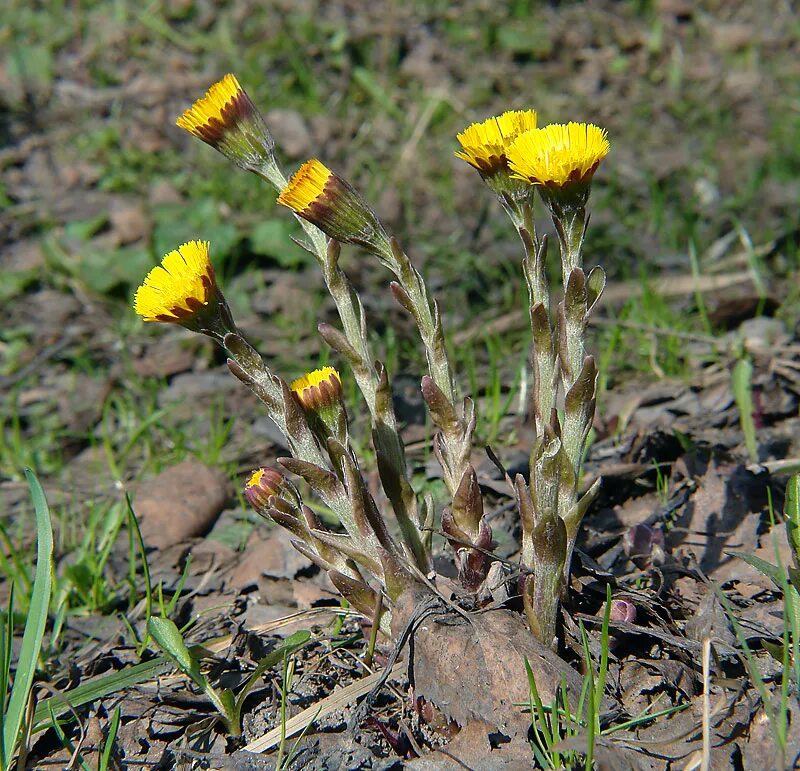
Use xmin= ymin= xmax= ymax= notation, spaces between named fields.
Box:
xmin=135 ymin=74 xmax=609 ymax=650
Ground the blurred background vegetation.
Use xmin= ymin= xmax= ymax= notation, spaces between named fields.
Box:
xmin=2 ymin=0 xmax=799 ymax=483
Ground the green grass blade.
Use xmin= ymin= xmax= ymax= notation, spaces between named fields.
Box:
xmin=727 ymin=550 xmax=782 ymax=589
xmin=125 ymin=495 xmax=152 ymax=654
xmin=234 ymin=630 xmax=311 ymax=713
xmin=48 ymin=705 xmax=93 ymax=771
xmin=32 ymin=655 xmax=172 ymax=731
xmin=0 ymin=583 xmax=13 ymax=769
xmin=731 ymin=358 xmax=758 ymax=463
xmin=2 ymin=470 xmax=53 ymax=764
xmin=1 ymin=584 xmax=14 ymax=713
xmin=579 ymin=622 xmax=596 ymax=767
xmin=604 ymin=701 xmax=689 ymax=734
xmin=165 ymin=555 xmax=192 ymax=618
xmin=99 ymin=705 xmax=120 ymax=771
xmin=688 ymin=240 xmax=712 ymax=335
xmin=784 ymin=474 xmax=800 ymax=567
xmin=596 ymin=585 xmax=612 ymax=723
xmin=712 ymin=580 xmax=786 ymax=754
xmin=524 ymin=656 xmax=555 ymax=768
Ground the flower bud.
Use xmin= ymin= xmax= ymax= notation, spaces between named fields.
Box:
xmin=290 ymin=366 xmax=347 ymax=443
xmin=277 ymin=159 xmax=392 ymax=258
xmin=608 ymin=599 xmax=637 ymax=624
xmin=176 ymin=74 xmax=276 ymax=173
xmin=244 ymin=467 xmax=301 ymax=518
xmin=623 ymin=523 xmax=665 ymax=567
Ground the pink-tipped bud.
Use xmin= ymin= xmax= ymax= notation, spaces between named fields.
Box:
xmin=623 ymin=523 xmax=665 ymax=566
xmin=608 ymin=599 xmax=636 ymax=624
xmin=244 ymin=467 xmax=294 ymax=514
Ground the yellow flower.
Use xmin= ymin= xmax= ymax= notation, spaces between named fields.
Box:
xmin=277 ymin=158 xmax=331 ymax=213
xmin=455 ymin=110 xmax=538 ymax=175
xmin=290 ymin=366 xmax=347 ymax=442
xmin=176 ymin=74 xmax=274 ymax=169
xmin=278 ymin=160 xmax=391 ymax=256
xmin=508 ymin=123 xmax=610 ymax=188
xmin=290 ymin=366 xmax=342 ymax=411
xmin=134 ymin=240 xmax=218 ymax=324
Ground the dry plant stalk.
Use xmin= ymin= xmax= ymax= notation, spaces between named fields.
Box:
xmin=135 ymin=74 xmax=610 ymax=650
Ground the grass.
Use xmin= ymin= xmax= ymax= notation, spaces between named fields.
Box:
xmin=722 ymin=479 xmax=800 ymax=769
xmin=1 ymin=471 xmax=53 ymax=771
xmin=525 ymin=588 xmax=689 ymax=769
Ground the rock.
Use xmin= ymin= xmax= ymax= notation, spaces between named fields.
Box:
xmin=2 ymin=239 xmax=45 ymax=272
xmin=19 ymin=289 xmax=81 ymax=341
xmin=132 ymin=335 xmax=198 ymax=378
xmin=150 ymin=180 xmax=183 ymax=205
xmin=292 ymin=578 xmax=334 ymax=608
xmin=228 ymin=531 xmax=309 ymax=589
xmin=56 ymin=373 xmax=109 ymax=433
xmin=134 ymin=461 xmax=230 ymax=548
xmin=109 ymin=199 xmax=150 ymax=245
xmin=391 ymin=588 xmax=585 ymax=741
xmin=158 ymin=371 xmax=238 ymax=404
xmin=264 ymin=109 xmax=312 ymax=159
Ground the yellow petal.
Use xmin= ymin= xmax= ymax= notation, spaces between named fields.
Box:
xmin=134 ymin=240 xmax=215 ymax=322
xmin=508 ymin=123 xmax=610 ymax=186
xmin=176 ymin=74 xmax=245 ymax=139
xmin=277 ymin=159 xmax=333 ymax=213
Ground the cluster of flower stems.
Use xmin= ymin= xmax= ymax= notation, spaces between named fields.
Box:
xmin=135 ymin=75 xmax=610 ymax=649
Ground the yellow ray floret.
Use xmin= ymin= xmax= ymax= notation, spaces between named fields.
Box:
xmin=508 ymin=123 xmax=610 ymax=187
xmin=176 ymin=74 xmax=246 ymax=139
xmin=134 ymin=240 xmax=215 ymax=322
xmin=243 ymin=467 xmax=287 ymax=510
xmin=277 ymin=159 xmax=333 ymax=213
xmin=246 ymin=468 xmax=266 ymax=489
xmin=291 ymin=366 xmax=341 ymax=396
xmin=455 ymin=110 xmax=538 ymax=173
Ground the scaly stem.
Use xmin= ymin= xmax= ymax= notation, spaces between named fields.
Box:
xmin=255 ymin=163 xmax=429 ymax=571
xmin=387 ymin=240 xmax=454 ymax=404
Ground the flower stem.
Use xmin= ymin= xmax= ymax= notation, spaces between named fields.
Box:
xmin=256 ymin=164 xmax=429 ymax=572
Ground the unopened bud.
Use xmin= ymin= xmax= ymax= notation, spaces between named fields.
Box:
xmin=608 ymin=599 xmax=636 ymax=624
xmin=623 ymin=523 xmax=665 ymax=567
xmin=244 ymin=467 xmax=301 ymax=517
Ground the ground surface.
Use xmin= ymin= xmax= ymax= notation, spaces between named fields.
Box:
xmin=2 ymin=1 xmax=800 ymax=768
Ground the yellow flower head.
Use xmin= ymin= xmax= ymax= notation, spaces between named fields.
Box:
xmin=134 ymin=240 xmax=218 ymax=324
xmin=278 ymin=160 xmax=391 ymax=257
xmin=277 ymin=158 xmax=333 ymax=214
xmin=176 ymin=74 xmax=274 ymax=169
xmin=507 ymin=122 xmax=610 ymax=188
xmin=455 ymin=110 xmax=538 ymax=175
xmin=290 ymin=366 xmax=342 ymax=411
